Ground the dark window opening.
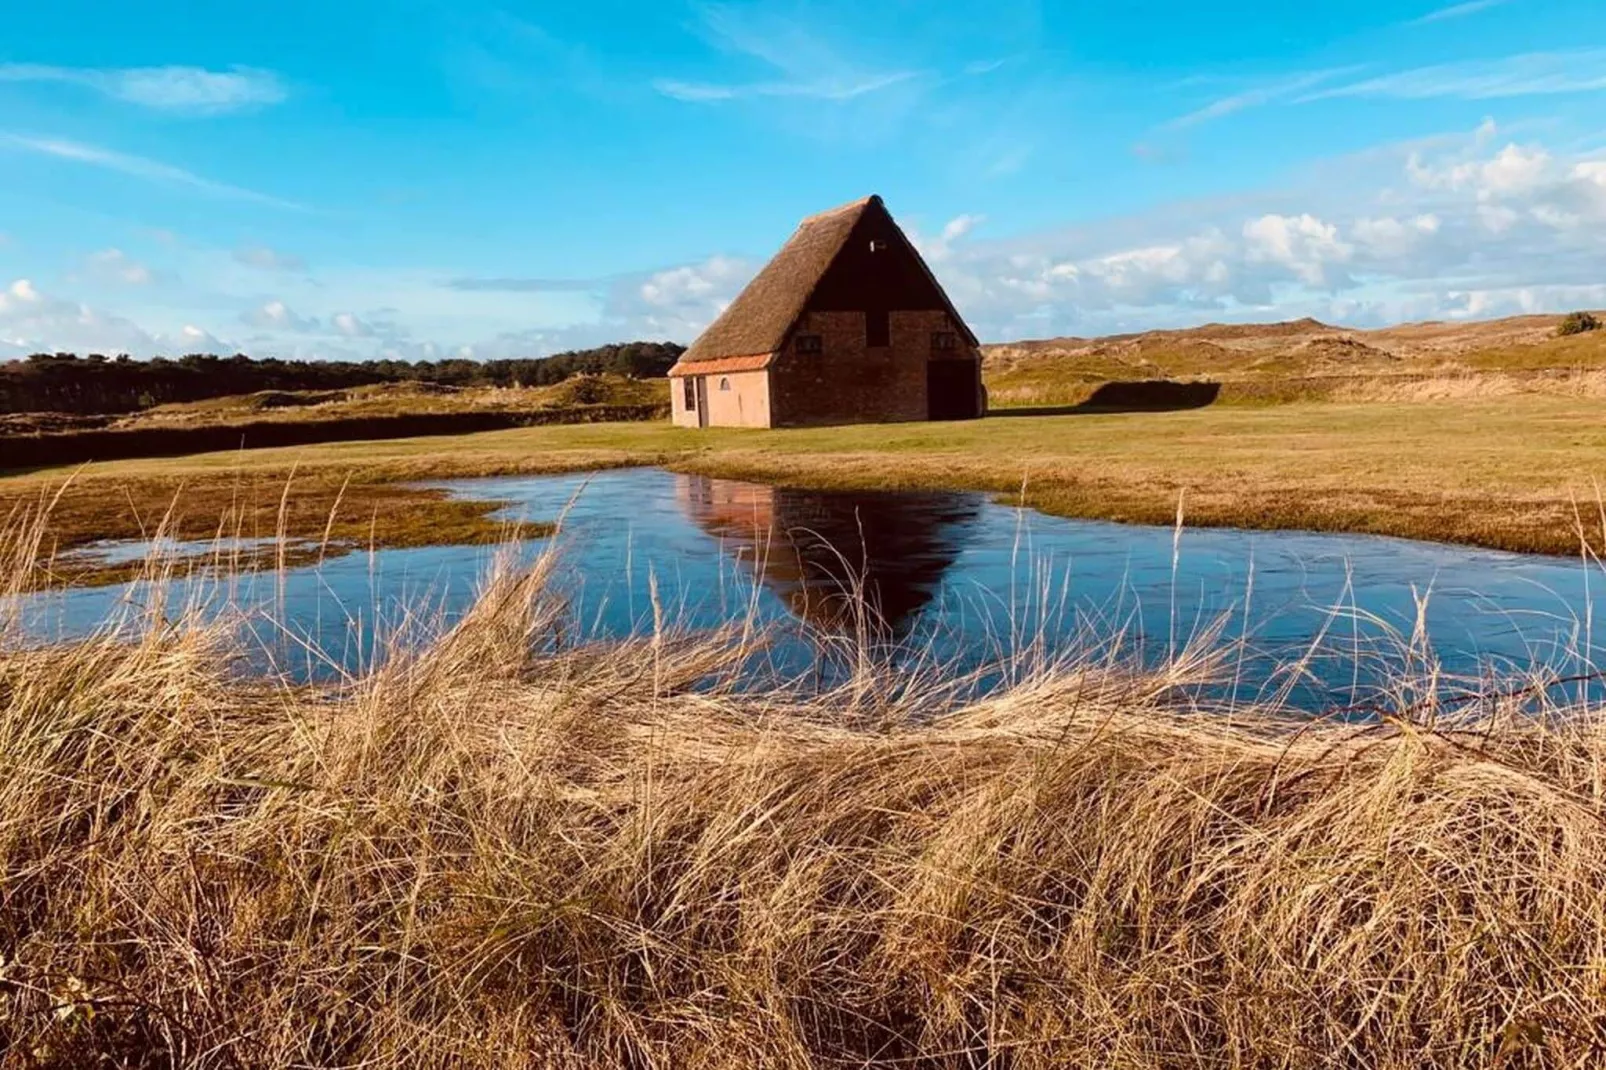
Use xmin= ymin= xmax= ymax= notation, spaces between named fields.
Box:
xmin=683 ymin=377 xmax=696 ymax=410
xmin=866 ymin=309 xmax=890 ymax=348
xmin=719 ymin=377 xmax=731 ymax=391
xmin=932 ymin=331 xmax=958 ymax=352
xmin=795 ymin=334 xmax=823 ymax=354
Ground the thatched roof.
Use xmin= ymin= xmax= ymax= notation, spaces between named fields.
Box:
xmin=672 ymin=195 xmax=880 ymax=369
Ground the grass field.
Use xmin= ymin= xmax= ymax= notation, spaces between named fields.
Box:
xmin=4 ymin=392 xmax=1605 ymax=587
xmin=2 ymin=525 xmax=1602 ymax=1067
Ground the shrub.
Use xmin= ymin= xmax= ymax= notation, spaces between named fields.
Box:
xmin=1556 ymin=310 xmax=1601 ymax=336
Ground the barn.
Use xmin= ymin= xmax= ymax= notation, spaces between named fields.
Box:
xmin=667 ymin=195 xmax=986 ymax=428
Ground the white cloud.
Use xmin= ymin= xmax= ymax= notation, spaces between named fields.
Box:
xmin=331 ymin=312 xmax=374 ymax=338
xmin=1301 ymin=50 xmax=1606 ymax=103
xmin=1242 ymin=214 xmax=1352 ymax=287
xmin=177 ymin=324 xmax=233 ymax=353
xmin=1352 ymin=214 xmax=1441 ymax=257
xmin=655 ymin=4 xmax=921 ymax=106
xmin=234 ymin=245 xmax=307 ymax=272
xmin=1407 ymin=142 xmax=1552 ymax=197
xmin=941 ymin=214 xmax=984 ymax=243
xmin=0 ymin=279 xmax=42 ymax=311
xmin=0 ymin=277 xmax=158 ymax=355
xmin=1167 ymin=50 xmax=1606 ymax=129
xmin=655 ymin=71 xmax=916 ymax=102
xmin=85 ymin=248 xmax=154 ymax=286
xmin=1407 ymin=0 xmax=1509 ymax=25
xmin=844 ymin=126 xmax=1606 ymax=340
xmin=0 ymin=133 xmax=303 ymax=209
xmin=625 ymin=255 xmax=754 ymax=337
xmin=910 ymin=214 xmax=986 ymax=264
xmin=0 ymin=64 xmax=285 ymax=115
xmin=242 ymin=300 xmax=319 ymax=332
xmin=1166 ymin=68 xmax=1357 ymax=129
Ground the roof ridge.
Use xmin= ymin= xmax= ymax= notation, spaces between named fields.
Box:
xmin=797 ymin=193 xmax=880 ymax=226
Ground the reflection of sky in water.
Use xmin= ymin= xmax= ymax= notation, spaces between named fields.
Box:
xmin=10 ymin=467 xmax=1603 ymax=710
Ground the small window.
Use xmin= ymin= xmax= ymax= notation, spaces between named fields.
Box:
xmin=683 ymin=377 xmax=696 ymax=410
xmin=719 ymin=377 xmax=731 ymax=391
xmin=795 ymin=334 xmax=823 ymax=354
xmin=932 ymin=331 xmax=958 ymax=352
xmin=866 ymin=309 xmax=890 ymax=348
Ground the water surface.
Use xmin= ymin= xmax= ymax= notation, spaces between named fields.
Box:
xmin=13 ymin=467 xmax=1602 ymax=709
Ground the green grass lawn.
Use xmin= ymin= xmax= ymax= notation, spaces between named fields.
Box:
xmin=6 ymin=395 xmax=1606 ymax=573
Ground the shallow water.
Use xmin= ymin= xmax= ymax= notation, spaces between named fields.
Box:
xmin=12 ymin=467 xmax=1603 ymax=709
xmin=61 ymin=535 xmax=289 ymax=566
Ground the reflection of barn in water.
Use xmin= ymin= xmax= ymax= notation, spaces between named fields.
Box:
xmin=674 ymin=474 xmax=981 ymax=634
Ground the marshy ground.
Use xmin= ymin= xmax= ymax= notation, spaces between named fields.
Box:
xmin=4 ymin=389 xmax=1605 ymax=588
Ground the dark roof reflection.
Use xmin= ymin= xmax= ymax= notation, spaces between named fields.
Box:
xmin=675 ymin=474 xmax=983 ymax=634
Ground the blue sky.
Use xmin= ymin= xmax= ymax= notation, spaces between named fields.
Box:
xmin=2 ymin=0 xmax=1605 ymax=359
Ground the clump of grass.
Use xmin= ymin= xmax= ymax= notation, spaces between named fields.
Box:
xmin=2 ymin=519 xmax=1605 ymax=1067
xmin=1556 ymin=311 xmax=1601 ymax=337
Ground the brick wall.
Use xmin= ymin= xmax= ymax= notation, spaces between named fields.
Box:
xmin=770 ymin=309 xmax=972 ymax=426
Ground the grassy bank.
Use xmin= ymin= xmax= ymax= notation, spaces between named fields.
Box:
xmin=2 ymin=521 xmax=1603 ymax=1067
xmin=4 ymin=393 xmax=1606 ymax=582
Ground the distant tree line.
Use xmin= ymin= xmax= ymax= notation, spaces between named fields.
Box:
xmin=0 ymin=342 xmax=686 ymax=415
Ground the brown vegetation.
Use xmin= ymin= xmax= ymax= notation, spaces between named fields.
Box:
xmin=1 ymin=515 xmax=1603 ymax=1067
xmin=6 ymin=464 xmax=564 ymax=589
xmin=1 ymin=377 xmax=670 ymax=472
xmin=980 ymin=310 xmax=1606 ymax=409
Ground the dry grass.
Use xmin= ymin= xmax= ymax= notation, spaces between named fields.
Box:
xmin=6 ymin=390 xmax=1606 ymax=578
xmin=113 ymin=376 xmax=671 ymax=430
xmin=0 ymin=465 xmax=562 ymax=590
xmin=980 ymin=311 xmax=1606 ymax=409
xmin=2 ymin=510 xmax=1606 ymax=1067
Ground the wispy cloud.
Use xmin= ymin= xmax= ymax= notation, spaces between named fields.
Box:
xmin=235 ymin=245 xmax=307 ymax=271
xmin=0 ymin=64 xmax=286 ymax=115
xmin=654 ymin=70 xmax=917 ymax=103
xmin=985 ymin=145 xmax=1032 ymax=178
xmin=655 ymin=3 xmax=921 ymax=105
xmin=1165 ymin=67 xmax=1360 ymax=128
xmin=1407 ymin=0 xmax=1509 ymax=26
xmin=1300 ymin=50 xmax=1606 ymax=102
xmin=1166 ymin=50 xmax=1606 ymax=129
xmin=963 ymin=58 xmax=1010 ymax=76
xmin=0 ymin=134 xmax=303 ymax=209
xmin=446 ymin=276 xmax=603 ymax=293
xmin=85 ymin=248 xmax=154 ymax=286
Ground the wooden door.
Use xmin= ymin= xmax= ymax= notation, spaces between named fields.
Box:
xmin=695 ymin=376 xmax=710 ymax=428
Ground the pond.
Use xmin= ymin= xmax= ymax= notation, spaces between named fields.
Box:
xmin=11 ymin=467 xmax=1603 ymax=710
